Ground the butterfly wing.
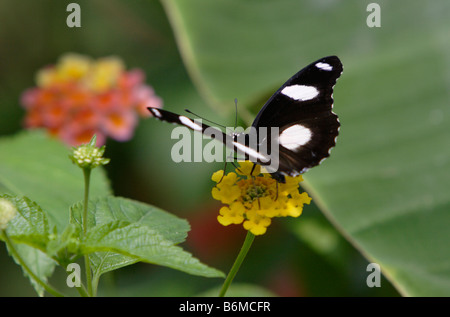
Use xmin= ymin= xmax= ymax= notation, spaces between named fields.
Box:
xmin=147 ymin=108 xmax=248 ymax=159
xmin=252 ymin=56 xmax=343 ymax=177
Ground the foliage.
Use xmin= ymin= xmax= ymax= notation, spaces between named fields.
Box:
xmin=0 ymin=131 xmax=223 ymax=296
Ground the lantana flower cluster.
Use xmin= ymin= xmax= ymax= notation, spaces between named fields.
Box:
xmin=212 ymin=162 xmax=311 ymax=235
xmin=21 ymin=53 xmax=162 ymax=146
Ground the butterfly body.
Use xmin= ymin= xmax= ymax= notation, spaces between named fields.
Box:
xmin=148 ymin=56 xmax=343 ymax=183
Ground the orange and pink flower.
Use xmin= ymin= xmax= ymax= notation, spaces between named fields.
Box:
xmin=21 ymin=53 xmax=162 ymax=146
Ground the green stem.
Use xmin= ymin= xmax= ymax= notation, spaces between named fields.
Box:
xmin=91 ymin=273 xmax=99 ymax=297
xmin=219 ymin=231 xmax=255 ymax=297
xmin=1 ymin=230 xmax=64 ymax=297
xmin=73 ymin=280 xmax=89 ymax=297
xmin=82 ymin=168 xmax=93 ymax=296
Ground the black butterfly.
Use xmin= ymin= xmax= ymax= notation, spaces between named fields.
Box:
xmin=148 ymin=56 xmax=343 ymax=183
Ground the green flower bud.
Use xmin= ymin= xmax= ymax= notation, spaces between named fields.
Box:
xmin=0 ymin=198 xmax=18 ymax=230
xmin=69 ymin=135 xmax=110 ymax=169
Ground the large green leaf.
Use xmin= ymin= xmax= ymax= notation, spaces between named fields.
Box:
xmin=71 ymin=196 xmax=224 ymax=278
xmin=80 ymin=196 xmax=190 ymax=244
xmin=162 ymin=0 xmax=450 ymax=295
xmin=0 ymin=130 xmax=112 ymax=232
xmin=81 ymin=220 xmax=224 ymax=278
xmin=71 ymin=196 xmax=190 ymax=278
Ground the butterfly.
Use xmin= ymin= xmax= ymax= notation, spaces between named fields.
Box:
xmin=148 ymin=56 xmax=343 ymax=183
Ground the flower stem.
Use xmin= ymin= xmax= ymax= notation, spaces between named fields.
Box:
xmin=1 ymin=230 xmax=64 ymax=297
xmin=219 ymin=231 xmax=255 ymax=297
xmin=82 ymin=168 xmax=93 ymax=296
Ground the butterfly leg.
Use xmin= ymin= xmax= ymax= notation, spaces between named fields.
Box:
xmin=217 ymin=160 xmax=228 ymax=184
xmin=250 ymin=163 xmax=257 ymax=177
xmin=275 ymin=181 xmax=279 ymax=201
xmin=219 ymin=152 xmax=245 ymax=183
xmin=231 ymin=161 xmax=243 ymax=174
xmin=270 ymin=172 xmax=286 ymax=183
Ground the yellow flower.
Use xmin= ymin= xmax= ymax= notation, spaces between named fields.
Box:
xmin=236 ymin=162 xmax=260 ymax=177
xmin=35 ymin=54 xmax=124 ymax=93
xmin=217 ymin=202 xmax=245 ymax=226
xmin=36 ymin=54 xmax=92 ymax=87
xmin=84 ymin=56 xmax=124 ymax=92
xmin=243 ymin=209 xmax=271 ymax=236
xmin=36 ymin=68 xmax=58 ymax=88
xmin=211 ymin=171 xmax=242 ymax=204
xmin=212 ymin=161 xmax=311 ymax=235
xmin=57 ymin=53 xmax=92 ymax=82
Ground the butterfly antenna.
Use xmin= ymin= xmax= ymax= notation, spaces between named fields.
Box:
xmin=218 ymin=98 xmax=241 ymax=182
xmin=184 ymin=109 xmax=227 ymax=129
xmin=234 ymin=98 xmax=238 ymax=129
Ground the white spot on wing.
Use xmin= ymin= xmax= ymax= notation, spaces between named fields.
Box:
xmin=151 ymin=108 xmax=161 ymax=118
xmin=281 ymin=85 xmax=319 ymax=101
xmin=315 ymin=62 xmax=333 ymax=71
xmin=179 ymin=116 xmax=202 ymax=131
xmin=279 ymin=124 xmax=312 ymax=150
xmin=233 ymin=142 xmax=267 ymax=161
xmin=299 ymin=167 xmax=309 ymax=174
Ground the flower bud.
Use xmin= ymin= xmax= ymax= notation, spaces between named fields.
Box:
xmin=0 ymin=198 xmax=18 ymax=230
xmin=69 ymin=135 xmax=110 ymax=169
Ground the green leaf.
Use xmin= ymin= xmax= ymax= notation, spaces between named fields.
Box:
xmin=7 ymin=243 xmax=56 ymax=297
xmin=71 ymin=196 xmax=223 ymax=278
xmin=0 ymin=130 xmax=112 ymax=232
xmin=88 ymin=252 xmax=139 ymax=279
xmin=70 ymin=196 xmax=191 ymax=277
xmin=82 ymin=220 xmax=224 ymax=278
xmin=0 ymin=195 xmax=55 ymax=296
xmin=46 ymin=223 xmax=80 ymax=260
xmin=1 ymin=194 xmax=49 ymax=251
xmin=80 ymin=196 xmax=190 ymax=244
xmin=162 ymin=0 xmax=450 ymax=295
xmin=70 ymin=200 xmax=138 ymax=280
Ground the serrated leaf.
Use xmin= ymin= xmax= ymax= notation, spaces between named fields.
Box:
xmin=89 ymin=252 xmax=139 ymax=278
xmin=72 ymin=196 xmax=190 ymax=244
xmin=1 ymin=195 xmax=49 ymax=250
xmin=7 ymin=243 xmax=56 ymax=297
xmin=70 ymin=196 xmax=193 ymax=277
xmin=0 ymin=195 xmax=55 ymax=296
xmin=82 ymin=220 xmax=223 ymax=278
xmin=70 ymin=196 xmax=221 ymax=278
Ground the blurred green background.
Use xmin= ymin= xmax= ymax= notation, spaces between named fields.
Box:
xmin=1 ymin=0 xmax=449 ymax=296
